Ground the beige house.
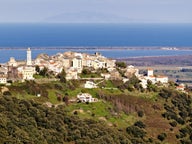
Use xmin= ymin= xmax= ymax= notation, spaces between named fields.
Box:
xmin=101 ymin=73 xmax=111 ymax=80
xmin=110 ymin=70 xmax=122 ymax=80
xmin=0 ymin=74 xmax=7 ymax=84
xmin=22 ymin=66 xmax=35 ymax=80
xmin=106 ymin=59 xmax=116 ymax=68
xmin=62 ymin=58 xmax=71 ymax=68
xmin=125 ymin=65 xmax=139 ymax=78
xmin=176 ymin=84 xmax=185 ymax=91
xmin=8 ymin=57 xmax=18 ymax=67
xmin=65 ymin=68 xmax=78 ymax=80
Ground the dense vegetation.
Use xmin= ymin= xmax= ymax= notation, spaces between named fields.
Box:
xmin=0 ymin=74 xmax=192 ymax=143
xmin=0 ymin=96 xmax=132 ymax=144
xmin=160 ymin=88 xmax=192 ymax=144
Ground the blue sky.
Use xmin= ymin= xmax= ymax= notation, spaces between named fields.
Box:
xmin=0 ymin=0 xmax=191 ymax=23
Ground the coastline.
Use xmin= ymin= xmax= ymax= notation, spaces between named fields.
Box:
xmin=1 ymin=47 xmax=192 ymax=63
xmin=1 ymin=46 xmax=192 ymax=50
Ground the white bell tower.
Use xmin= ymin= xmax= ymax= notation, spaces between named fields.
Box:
xmin=27 ymin=47 xmax=32 ymax=66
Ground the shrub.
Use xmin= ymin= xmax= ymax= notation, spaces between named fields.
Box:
xmin=137 ymin=111 xmax=144 ymax=117
xmin=126 ymin=126 xmax=146 ymax=138
xmin=3 ymin=91 xmax=11 ymax=96
xmin=63 ymin=96 xmax=69 ymax=105
xmin=169 ymin=121 xmax=177 ymax=127
xmin=134 ymin=121 xmax=146 ymax=129
xmin=157 ymin=133 xmax=167 ymax=141
xmin=54 ymin=84 xmax=63 ymax=90
xmin=74 ymin=111 xmax=78 ymax=115
xmin=115 ymin=61 xmax=127 ymax=68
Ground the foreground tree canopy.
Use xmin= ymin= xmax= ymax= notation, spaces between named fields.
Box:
xmin=0 ymin=96 xmax=131 ymax=144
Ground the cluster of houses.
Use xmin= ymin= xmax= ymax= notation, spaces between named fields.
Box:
xmin=34 ymin=51 xmax=116 ymax=80
xmin=0 ymin=48 xmax=35 ymax=84
xmin=0 ymin=48 xmax=117 ymax=84
xmin=1 ymin=48 xmax=184 ymax=93
xmin=138 ymin=68 xmax=169 ymax=88
xmin=1 ymin=48 xmax=188 ymax=102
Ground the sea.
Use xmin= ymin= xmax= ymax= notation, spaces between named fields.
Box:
xmin=0 ymin=23 xmax=192 ymax=63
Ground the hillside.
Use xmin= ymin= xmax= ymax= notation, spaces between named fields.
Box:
xmin=0 ymin=78 xmax=192 ymax=144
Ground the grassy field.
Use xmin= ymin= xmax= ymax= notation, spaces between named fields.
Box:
xmin=65 ymin=100 xmax=138 ymax=129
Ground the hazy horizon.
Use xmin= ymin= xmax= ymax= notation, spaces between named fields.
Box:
xmin=0 ymin=0 xmax=192 ymax=23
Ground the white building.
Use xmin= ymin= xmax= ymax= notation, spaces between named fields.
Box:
xmin=22 ymin=67 xmax=35 ymax=80
xmin=72 ymin=57 xmax=82 ymax=73
xmin=0 ymin=74 xmax=7 ymax=84
xmin=156 ymin=76 xmax=168 ymax=83
xmin=48 ymin=60 xmax=63 ymax=75
xmin=77 ymin=93 xmax=98 ymax=103
xmin=72 ymin=57 xmax=82 ymax=69
xmin=140 ymin=77 xmax=148 ymax=89
xmin=27 ymin=47 xmax=32 ymax=66
xmin=101 ymin=73 xmax=111 ymax=80
xmin=84 ymin=81 xmax=97 ymax=89
xmin=8 ymin=57 xmax=18 ymax=67
xmin=147 ymin=68 xmax=154 ymax=77
xmin=92 ymin=60 xmax=107 ymax=69
xmin=22 ymin=48 xmax=35 ymax=80
xmin=139 ymin=69 xmax=168 ymax=88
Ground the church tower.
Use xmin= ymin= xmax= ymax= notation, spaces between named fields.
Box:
xmin=27 ymin=47 xmax=32 ymax=66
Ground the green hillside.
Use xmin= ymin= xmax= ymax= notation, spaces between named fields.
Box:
xmin=0 ymin=78 xmax=191 ymax=144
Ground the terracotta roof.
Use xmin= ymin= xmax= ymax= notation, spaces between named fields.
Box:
xmin=148 ymin=68 xmax=153 ymax=70
xmin=157 ymin=76 xmax=168 ymax=78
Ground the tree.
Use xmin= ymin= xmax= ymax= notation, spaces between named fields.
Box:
xmin=63 ymin=96 xmax=69 ymax=105
xmin=137 ymin=111 xmax=144 ymax=117
xmin=58 ymin=69 xmax=66 ymax=83
xmin=82 ymin=68 xmax=91 ymax=75
xmin=35 ymin=65 xmax=40 ymax=73
xmin=134 ymin=121 xmax=146 ymax=129
xmin=39 ymin=67 xmax=48 ymax=77
xmin=157 ymin=133 xmax=167 ymax=141
xmin=126 ymin=126 xmax=146 ymax=138
xmin=115 ymin=61 xmax=127 ymax=68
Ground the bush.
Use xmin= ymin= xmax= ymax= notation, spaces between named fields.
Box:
xmin=54 ymin=84 xmax=63 ymax=90
xmin=74 ymin=111 xmax=78 ymax=115
xmin=137 ymin=111 xmax=144 ymax=117
xmin=115 ymin=61 xmax=127 ymax=68
xmin=3 ymin=91 xmax=11 ymax=96
xmin=126 ymin=126 xmax=146 ymax=138
xmin=134 ymin=121 xmax=146 ymax=129
xmin=63 ymin=96 xmax=69 ymax=105
xmin=157 ymin=133 xmax=167 ymax=141
xmin=169 ymin=121 xmax=177 ymax=127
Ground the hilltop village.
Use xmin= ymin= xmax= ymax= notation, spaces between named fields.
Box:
xmin=0 ymin=48 xmax=191 ymax=144
xmin=0 ymin=48 xmax=171 ymax=89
